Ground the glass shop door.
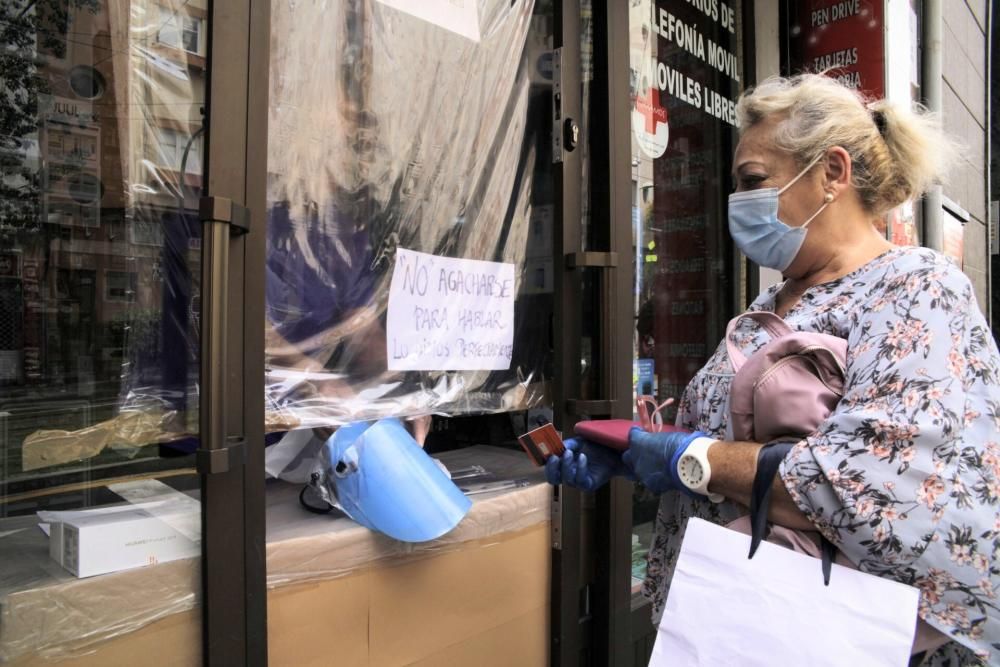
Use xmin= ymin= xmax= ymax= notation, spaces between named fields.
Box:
xmin=260 ymin=0 xmax=597 ymax=665
xmin=585 ymin=0 xmax=753 ymax=664
xmin=0 ymin=0 xmax=266 ymax=662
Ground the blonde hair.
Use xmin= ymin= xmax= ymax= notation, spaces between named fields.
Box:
xmin=735 ymin=73 xmax=957 ymax=216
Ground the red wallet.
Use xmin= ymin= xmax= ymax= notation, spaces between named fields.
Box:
xmin=573 ymin=420 xmax=687 ymax=450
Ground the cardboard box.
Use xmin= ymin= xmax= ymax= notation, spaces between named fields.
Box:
xmin=6 ymin=610 xmax=200 ymax=667
xmin=268 ymin=523 xmax=550 ymax=667
xmin=7 ymin=524 xmax=549 ymax=666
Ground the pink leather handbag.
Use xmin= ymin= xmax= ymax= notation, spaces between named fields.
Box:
xmin=726 ymin=311 xmax=847 ymax=443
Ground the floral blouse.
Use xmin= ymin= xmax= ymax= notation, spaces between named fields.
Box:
xmin=642 ymin=247 xmax=1000 ymax=665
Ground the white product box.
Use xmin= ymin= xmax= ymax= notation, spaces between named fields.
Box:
xmin=47 ymin=505 xmax=199 ymax=578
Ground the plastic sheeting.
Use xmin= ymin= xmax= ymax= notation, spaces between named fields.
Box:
xmin=10 ymin=0 xmax=556 ymax=470
xmin=264 ymin=0 xmax=554 ymax=429
xmin=0 ymin=0 xmax=557 ymax=657
xmin=0 ymin=446 xmax=549 ymax=661
xmin=2 ymin=0 xmax=205 ymax=472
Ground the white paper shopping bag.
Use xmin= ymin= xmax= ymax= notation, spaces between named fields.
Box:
xmin=650 ymin=518 xmax=920 ymax=667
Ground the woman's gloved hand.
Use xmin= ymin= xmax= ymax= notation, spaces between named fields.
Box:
xmin=622 ymin=427 xmax=705 ymax=494
xmin=545 ymin=437 xmax=632 ymax=492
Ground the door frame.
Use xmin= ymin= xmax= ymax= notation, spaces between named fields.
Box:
xmin=589 ymin=1 xmax=636 ymax=664
xmin=200 ymin=0 xmax=269 ymax=662
xmin=552 ymin=0 xmax=587 ymax=664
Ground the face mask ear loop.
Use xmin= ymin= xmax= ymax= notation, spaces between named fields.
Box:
xmin=799 ymin=199 xmax=830 ymax=228
xmin=777 ymin=152 xmax=825 ymax=196
xmin=775 ymin=152 xmax=829 ymax=230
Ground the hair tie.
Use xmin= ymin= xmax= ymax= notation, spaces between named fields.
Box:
xmin=871 ymin=108 xmax=887 ymax=137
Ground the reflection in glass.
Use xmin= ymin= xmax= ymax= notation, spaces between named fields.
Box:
xmin=627 ymin=0 xmax=745 ymax=596
xmin=0 ymin=0 xmax=206 ymax=660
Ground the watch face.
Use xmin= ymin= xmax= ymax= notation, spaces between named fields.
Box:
xmin=680 ymin=457 xmax=704 ymax=487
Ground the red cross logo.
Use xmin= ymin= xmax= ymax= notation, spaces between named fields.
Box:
xmin=635 ymin=87 xmax=667 ymax=134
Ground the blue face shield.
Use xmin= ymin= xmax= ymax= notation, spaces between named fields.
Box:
xmin=316 ymin=418 xmax=471 ymax=542
xmin=727 ymin=154 xmax=829 ymax=272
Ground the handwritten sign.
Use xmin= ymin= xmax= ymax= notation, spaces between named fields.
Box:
xmin=387 ymin=249 xmax=515 ymax=371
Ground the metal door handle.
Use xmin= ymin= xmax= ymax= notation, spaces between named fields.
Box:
xmin=198 ymin=196 xmax=250 ymax=473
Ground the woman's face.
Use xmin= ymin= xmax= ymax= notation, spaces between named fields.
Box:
xmin=732 ymin=117 xmax=827 ymax=227
xmin=731 ymin=117 xmax=838 ymax=275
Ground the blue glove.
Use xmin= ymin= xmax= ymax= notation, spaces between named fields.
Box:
xmin=622 ymin=428 xmax=704 ymax=495
xmin=545 ymin=437 xmax=632 ymax=492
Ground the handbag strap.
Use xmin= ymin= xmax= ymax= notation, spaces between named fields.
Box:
xmin=636 ymin=396 xmax=676 ymax=432
xmin=725 ymin=311 xmax=795 ymax=371
xmin=749 ymin=441 xmax=836 ymax=586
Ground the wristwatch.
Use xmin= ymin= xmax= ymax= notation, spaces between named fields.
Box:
xmin=677 ymin=437 xmax=725 ymax=503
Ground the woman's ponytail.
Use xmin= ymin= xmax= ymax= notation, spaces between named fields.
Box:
xmin=863 ymin=99 xmax=956 ymax=214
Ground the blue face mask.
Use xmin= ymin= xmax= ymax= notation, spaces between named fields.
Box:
xmin=728 ymin=154 xmax=830 ymax=272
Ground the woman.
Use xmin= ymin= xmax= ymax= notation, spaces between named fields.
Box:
xmin=548 ymin=74 xmax=1000 ymax=665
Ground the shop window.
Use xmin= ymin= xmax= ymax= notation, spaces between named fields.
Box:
xmin=0 ymin=0 xmax=206 ymax=659
xmin=157 ymin=7 xmax=205 ymax=56
xmin=130 ymin=217 xmax=164 ymax=246
xmin=68 ymin=65 xmax=107 ymax=100
xmin=155 ymin=126 xmax=202 ymax=174
xmin=627 ymin=0 xmax=746 ymax=606
xmin=104 ymin=270 xmax=136 ymax=302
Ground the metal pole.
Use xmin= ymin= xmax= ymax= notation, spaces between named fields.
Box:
xmin=985 ymin=0 xmax=993 ymax=326
xmin=921 ymin=0 xmax=943 ymax=252
xmin=634 ymin=171 xmax=642 ymax=318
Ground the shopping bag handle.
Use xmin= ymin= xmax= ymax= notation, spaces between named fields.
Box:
xmin=749 ymin=441 xmax=835 ymax=586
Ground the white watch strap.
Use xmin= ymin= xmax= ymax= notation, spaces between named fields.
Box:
xmin=679 ymin=437 xmax=725 ymax=503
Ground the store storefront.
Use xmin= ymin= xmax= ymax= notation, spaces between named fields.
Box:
xmin=2 ymin=0 xmax=990 ymax=665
